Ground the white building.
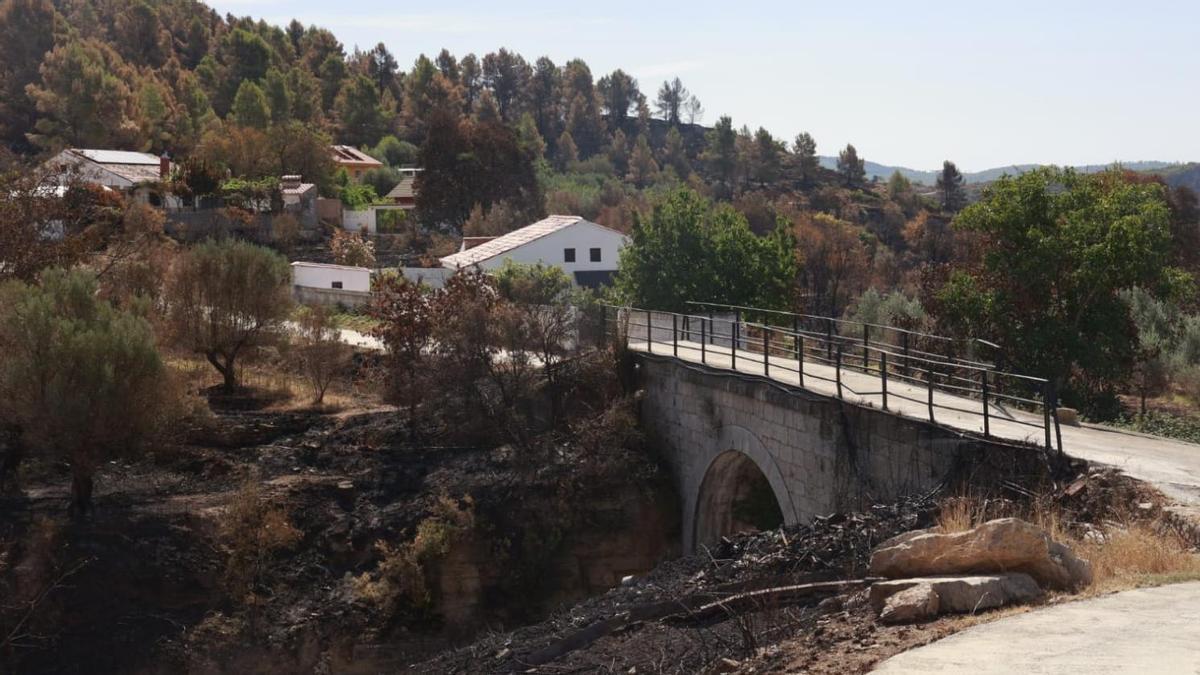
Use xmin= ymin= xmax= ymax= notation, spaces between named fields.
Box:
xmin=440 ymin=215 xmax=629 ymax=287
xmin=291 ymin=262 xmax=372 ymax=293
xmin=44 ymin=148 xmax=177 ymax=207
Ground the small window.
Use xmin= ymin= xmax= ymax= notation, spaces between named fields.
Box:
xmin=332 ymin=281 xmax=343 ymax=289
xmin=590 ymin=247 xmax=602 ymax=262
xmin=564 ymin=248 xmax=576 ymax=263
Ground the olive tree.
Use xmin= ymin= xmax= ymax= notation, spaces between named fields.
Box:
xmin=0 ymin=269 xmax=166 ymax=514
xmin=167 ymin=239 xmax=293 ymax=390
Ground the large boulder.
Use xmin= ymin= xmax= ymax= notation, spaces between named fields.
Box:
xmin=869 ymin=518 xmax=1093 ymax=590
xmin=870 ymin=573 xmax=1042 ymax=623
xmin=877 ymin=582 xmax=940 ymax=624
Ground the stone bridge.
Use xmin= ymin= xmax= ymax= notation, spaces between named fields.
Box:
xmin=612 ymin=306 xmax=1070 ymax=553
xmin=636 ymin=355 xmax=1045 ymax=552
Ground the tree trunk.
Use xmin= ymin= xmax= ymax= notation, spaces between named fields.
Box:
xmin=207 ymin=351 xmax=238 ymax=391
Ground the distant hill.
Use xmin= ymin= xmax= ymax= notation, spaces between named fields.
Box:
xmin=818 ymin=157 xmax=1182 ymax=185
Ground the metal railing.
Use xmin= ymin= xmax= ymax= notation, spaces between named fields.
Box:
xmin=602 ymin=304 xmax=1063 ymax=453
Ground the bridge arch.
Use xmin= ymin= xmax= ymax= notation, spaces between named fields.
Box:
xmin=686 ymin=425 xmax=800 ymax=552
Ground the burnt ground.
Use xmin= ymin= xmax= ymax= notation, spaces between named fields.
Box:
xmin=0 ymin=406 xmax=675 ymax=674
xmin=417 ymin=466 xmax=1179 ymax=675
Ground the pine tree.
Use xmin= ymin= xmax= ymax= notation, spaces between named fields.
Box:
xmin=231 ymin=80 xmax=271 ymax=129
xmin=655 ymin=77 xmax=689 ymax=124
xmin=661 ymin=126 xmax=692 ymax=178
xmin=704 ymin=116 xmax=738 ymax=198
xmin=937 ymin=160 xmax=966 ymax=212
xmin=555 ymin=130 xmax=578 ymax=170
xmin=837 ymin=143 xmax=865 ymax=188
xmin=626 ymin=135 xmax=659 ymax=187
xmin=793 ymin=132 xmax=818 ymax=185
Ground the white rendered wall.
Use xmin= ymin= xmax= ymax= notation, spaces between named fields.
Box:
xmin=472 ymin=222 xmax=627 ymax=274
xmin=291 ymin=265 xmax=371 ymax=292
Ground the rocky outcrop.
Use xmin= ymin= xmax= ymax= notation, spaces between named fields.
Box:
xmin=870 ymin=573 xmax=1043 ymax=623
xmin=868 ymin=518 xmax=1093 ymax=591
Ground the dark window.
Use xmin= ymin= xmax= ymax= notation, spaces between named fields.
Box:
xmin=332 ymin=281 xmax=343 ymax=289
xmin=590 ymin=247 xmax=602 ymax=262
xmin=564 ymin=248 xmax=576 ymax=262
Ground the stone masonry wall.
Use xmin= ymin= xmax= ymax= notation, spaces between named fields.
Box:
xmin=637 ymin=355 xmax=1043 ymax=552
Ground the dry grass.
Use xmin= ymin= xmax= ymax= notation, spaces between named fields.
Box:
xmin=934 ymin=491 xmax=1200 ymax=596
xmin=1076 ymin=524 xmax=1200 ymax=594
xmin=164 ymin=349 xmax=373 ymax=413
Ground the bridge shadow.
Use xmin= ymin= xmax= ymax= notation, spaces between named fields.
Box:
xmin=693 ymin=449 xmax=786 ymax=550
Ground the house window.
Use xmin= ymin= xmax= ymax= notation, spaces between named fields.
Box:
xmin=564 ymin=248 xmax=576 ymax=263
xmin=590 ymin=247 xmax=601 ymax=262
xmin=332 ymin=281 xmax=343 ymax=289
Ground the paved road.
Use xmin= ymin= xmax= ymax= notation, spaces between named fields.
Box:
xmin=628 ymin=338 xmax=1200 ymax=506
xmin=872 ymin=582 xmax=1200 ymax=673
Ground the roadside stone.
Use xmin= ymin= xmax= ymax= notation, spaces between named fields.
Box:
xmin=871 ymin=574 xmax=1042 ymax=623
xmin=878 ymin=583 xmax=940 ymax=624
xmin=869 ymin=518 xmax=1093 ymax=590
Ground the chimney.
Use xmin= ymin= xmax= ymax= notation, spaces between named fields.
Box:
xmin=159 ymin=152 xmax=170 ymax=180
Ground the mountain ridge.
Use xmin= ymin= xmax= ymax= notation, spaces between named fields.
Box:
xmin=817 ymin=157 xmax=1187 ymax=185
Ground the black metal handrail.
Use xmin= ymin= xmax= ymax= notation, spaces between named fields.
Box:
xmin=601 ymin=304 xmax=1062 ymax=454
xmin=685 ymin=300 xmax=1003 ymax=370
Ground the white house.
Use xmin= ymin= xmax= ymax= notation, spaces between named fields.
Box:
xmin=291 ymin=262 xmax=372 ymax=293
xmin=440 ymin=215 xmax=629 ymax=287
xmin=44 ymin=148 xmax=178 ymax=207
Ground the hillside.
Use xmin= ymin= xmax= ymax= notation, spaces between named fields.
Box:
xmin=820 ymin=157 xmax=1183 ymax=185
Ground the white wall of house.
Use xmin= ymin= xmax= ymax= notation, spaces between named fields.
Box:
xmin=291 ymin=262 xmax=371 ymax=292
xmin=466 ymin=221 xmax=627 ymax=274
xmin=343 ymin=210 xmax=375 ymax=234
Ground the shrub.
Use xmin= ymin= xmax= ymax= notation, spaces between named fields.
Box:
xmin=166 ymin=240 xmax=293 ymax=390
xmin=290 ymin=305 xmax=352 ymax=405
xmin=219 ymin=481 xmax=303 ymax=602
xmin=0 ymin=269 xmax=169 ymax=514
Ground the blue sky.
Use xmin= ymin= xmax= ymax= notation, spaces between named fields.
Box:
xmin=208 ymin=0 xmax=1198 ymax=171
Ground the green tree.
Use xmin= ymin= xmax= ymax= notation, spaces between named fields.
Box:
xmin=0 ymin=0 xmax=57 ymax=149
xmin=937 ymin=160 xmax=966 ymax=212
xmin=752 ymin=127 xmax=783 ymax=185
xmin=166 ymin=240 xmax=293 ymax=390
xmin=0 ymin=269 xmax=167 ymax=514
xmin=371 ymin=134 xmax=419 ymax=167
xmin=793 ymin=132 xmax=818 ymax=186
xmin=836 ymin=143 xmax=865 ymax=188
xmin=704 ymin=116 xmax=738 ymax=198
xmin=614 ymin=188 xmax=797 ymax=311
xmin=230 ymin=79 xmax=271 ymax=129
xmin=932 ymin=168 xmax=1189 ymax=410
xmin=655 ymin=77 xmax=689 ymax=125
xmin=661 ymin=126 xmax=692 ymax=178
xmin=263 ymin=67 xmax=292 ymax=124
xmin=26 ymin=39 xmax=142 ymax=149
xmin=335 ymin=73 xmax=387 ymax=147
xmin=626 ymin=134 xmax=659 ymax=187
xmin=597 ymin=69 xmax=641 ymax=130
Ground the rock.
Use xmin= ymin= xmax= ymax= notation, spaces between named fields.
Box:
xmin=1057 ymin=407 xmax=1080 ymax=426
xmin=871 ymin=573 xmax=1042 ymax=623
xmin=869 ymin=518 xmax=1092 ymax=590
xmin=877 ymin=582 xmax=939 ymax=624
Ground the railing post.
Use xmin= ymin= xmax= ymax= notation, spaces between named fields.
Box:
xmin=763 ymin=327 xmax=770 ymax=377
xmin=646 ymin=310 xmax=652 ymax=353
xmin=672 ymin=313 xmax=678 ymax=357
xmin=835 ymin=344 xmax=843 ymax=399
xmin=863 ymin=324 xmax=870 ymax=372
xmin=701 ymin=318 xmax=707 ymax=364
xmin=880 ymin=351 xmax=888 ymax=411
xmin=1043 ymin=381 xmax=1052 ymax=451
xmin=732 ymin=317 xmax=738 ymax=370
xmin=981 ymin=370 xmax=990 ymax=437
xmin=1051 ymin=382 xmax=1063 ymax=457
xmin=902 ymin=331 xmax=910 ymax=376
xmin=927 ymin=370 xmax=935 ymax=423
xmin=826 ymin=318 xmax=834 ymax=360
xmin=792 ymin=316 xmax=800 ymax=361
xmin=797 ymin=335 xmax=805 ymax=387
